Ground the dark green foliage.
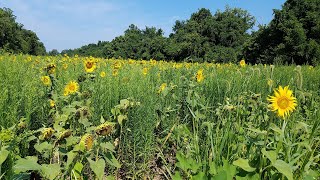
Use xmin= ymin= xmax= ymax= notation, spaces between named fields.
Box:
xmin=62 ymin=7 xmax=255 ymax=62
xmin=244 ymin=0 xmax=320 ymax=65
xmin=0 ymin=7 xmax=46 ymax=55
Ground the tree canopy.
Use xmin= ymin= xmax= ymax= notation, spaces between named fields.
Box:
xmin=2 ymin=0 xmax=320 ymax=65
xmin=244 ymin=0 xmax=320 ymax=65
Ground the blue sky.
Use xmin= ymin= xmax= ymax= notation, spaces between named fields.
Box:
xmin=0 ymin=0 xmax=286 ymax=52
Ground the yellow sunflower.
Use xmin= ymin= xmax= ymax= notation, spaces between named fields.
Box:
xmin=80 ymin=134 xmax=94 ymax=151
xmin=49 ymin=99 xmax=55 ymax=108
xmin=158 ymin=83 xmax=167 ymax=94
xmin=196 ymin=69 xmax=204 ymax=83
xmin=84 ymin=59 xmax=96 ymax=73
xmin=64 ymin=80 xmax=79 ymax=96
xmin=40 ymin=128 xmax=55 ymax=140
xmin=239 ymin=59 xmax=246 ymax=67
xmin=100 ymin=71 xmax=106 ymax=78
xmin=267 ymin=86 xmax=297 ymax=119
xmin=41 ymin=76 xmax=51 ymax=86
xmin=95 ymin=122 xmax=115 ymax=136
xmin=142 ymin=67 xmax=148 ymax=76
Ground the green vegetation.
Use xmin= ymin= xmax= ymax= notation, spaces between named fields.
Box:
xmin=0 ymin=8 xmax=46 ymax=55
xmin=0 ymin=54 xmax=319 ymax=179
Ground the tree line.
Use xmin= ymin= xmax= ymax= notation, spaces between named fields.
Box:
xmin=0 ymin=8 xmax=46 ymax=55
xmin=1 ymin=0 xmax=320 ymax=65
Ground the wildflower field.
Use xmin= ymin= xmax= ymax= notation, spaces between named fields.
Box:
xmin=0 ymin=54 xmax=319 ymax=179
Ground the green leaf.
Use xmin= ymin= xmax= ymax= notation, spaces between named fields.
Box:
xmin=72 ymin=162 xmax=83 ymax=179
xmin=172 ymin=171 xmax=183 ymax=180
xmin=34 ymin=142 xmax=53 ymax=153
xmin=247 ymin=128 xmax=267 ymax=135
xmin=0 ymin=149 xmax=9 ymax=166
xmin=100 ymin=142 xmax=115 ymax=152
xmin=79 ymin=117 xmax=92 ymax=127
xmin=212 ymin=170 xmax=227 ymax=180
xmin=13 ymin=156 xmax=41 ymax=173
xmin=221 ymin=159 xmax=236 ymax=180
xmin=233 ymin=158 xmax=255 ymax=172
xmin=262 ymin=148 xmax=277 ymax=164
xmin=105 ymin=152 xmax=121 ymax=168
xmin=88 ymin=158 xmax=106 ymax=180
xmin=270 ymin=123 xmax=282 ymax=134
xmin=192 ymin=172 xmax=205 ymax=179
xmin=117 ymin=114 xmax=127 ymax=125
xmin=40 ymin=163 xmax=61 ymax=180
xmin=66 ymin=151 xmax=77 ymax=168
xmin=176 ymin=152 xmax=191 ymax=172
xmin=209 ymin=161 xmax=217 ymax=175
xmin=236 ymin=173 xmax=260 ymax=180
xmin=273 ymin=160 xmax=293 ymax=180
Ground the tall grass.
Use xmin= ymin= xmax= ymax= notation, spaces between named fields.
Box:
xmin=0 ymin=54 xmax=319 ymax=178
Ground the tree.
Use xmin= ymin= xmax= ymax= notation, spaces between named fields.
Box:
xmin=0 ymin=7 xmax=46 ymax=55
xmin=244 ymin=0 xmax=320 ymax=65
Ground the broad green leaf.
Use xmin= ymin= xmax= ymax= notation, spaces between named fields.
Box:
xmin=72 ymin=162 xmax=83 ymax=179
xmin=34 ymin=142 xmax=53 ymax=153
xmin=66 ymin=151 xmax=77 ymax=168
xmin=66 ymin=136 xmax=79 ymax=147
xmin=105 ymin=152 xmax=121 ymax=168
xmin=117 ymin=114 xmax=127 ymax=125
xmin=88 ymin=158 xmax=105 ymax=180
xmin=261 ymin=148 xmax=277 ymax=164
xmin=236 ymin=173 xmax=260 ymax=180
xmin=209 ymin=161 xmax=217 ymax=175
xmin=233 ymin=158 xmax=255 ymax=172
xmin=176 ymin=152 xmax=191 ymax=172
xmin=106 ymin=175 xmax=115 ymax=180
xmin=0 ymin=149 xmax=9 ymax=166
xmin=79 ymin=117 xmax=92 ymax=127
xmin=100 ymin=142 xmax=115 ymax=152
xmin=192 ymin=172 xmax=205 ymax=179
xmin=221 ymin=159 xmax=237 ymax=180
xmin=212 ymin=170 xmax=227 ymax=180
xmin=14 ymin=156 xmax=41 ymax=173
xmin=172 ymin=171 xmax=183 ymax=180
xmin=40 ymin=163 xmax=61 ymax=180
xmin=273 ymin=160 xmax=293 ymax=180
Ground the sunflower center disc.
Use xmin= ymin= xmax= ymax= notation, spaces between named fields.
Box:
xmin=277 ymin=97 xmax=289 ymax=109
xmin=86 ymin=62 xmax=93 ymax=69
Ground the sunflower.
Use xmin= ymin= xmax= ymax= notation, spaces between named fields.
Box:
xmin=84 ymin=59 xmax=96 ymax=73
xmin=49 ymin=99 xmax=55 ymax=108
xmin=46 ymin=64 xmax=56 ymax=74
xmin=57 ymin=130 xmax=72 ymax=141
xmin=112 ymin=69 xmax=118 ymax=77
xmin=64 ymin=80 xmax=79 ymax=96
xmin=196 ymin=69 xmax=204 ymax=83
xmin=80 ymin=134 xmax=94 ymax=151
xmin=267 ymin=86 xmax=297 ymax=119
xmin=142 ymin=67 xmax=148 ymax=76
xmin=100 ymin=71 xmax=106 ymax=78
xmin=95 ymin=122 xmax=115 ymax=136
xmin=158 ymin=83 xmax=167 ymax=94
xmin=63 ymin=63 xmax=68 ymax=70
xmin=40 ymin=128 xmax=55 ymax=140
xmin=41 ymin=76 xmax=51 ymax=86
xmin=239 ymin=59 xmax=246 ymax=67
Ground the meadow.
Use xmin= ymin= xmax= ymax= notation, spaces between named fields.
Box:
xmin=0 ymin=53 xmax=319 ymax=179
